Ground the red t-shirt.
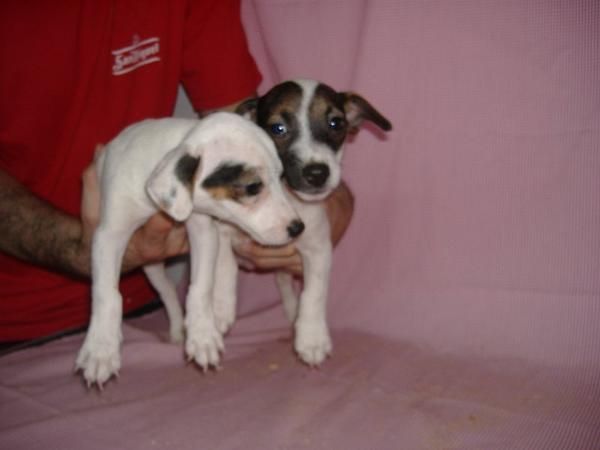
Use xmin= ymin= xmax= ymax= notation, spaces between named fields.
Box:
xmin=0 ymin=0 xmax=261 ymax=341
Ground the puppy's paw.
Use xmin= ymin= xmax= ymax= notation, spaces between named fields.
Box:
xmin=76 ymin=335 xmax=121 ymax=388
xmin=213 ymin=298 xmax=236 ymax=335
xmin=294 ymin=320 xmax=332 ymax=367
xmin=185 ymin=320 xmax=224 ymax=371
xmin=169 ymin=322 xmax=185 ymax=344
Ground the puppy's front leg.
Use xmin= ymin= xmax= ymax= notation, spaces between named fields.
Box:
xmin=294 ymin=236 xmax=333 ymax=367
xmin=212 ymin=224 xmax=239 ymax=334
xmin=76 ymin=224 xmax=136 ymax=387
xmin=184 ymin=214 xmax=224 ymax=370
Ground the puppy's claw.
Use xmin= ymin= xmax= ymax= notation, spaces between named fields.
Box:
xmin=297 ymin=348 xmax=331 ymax=368
xmin=294 ymin=323 xmax=332 ymax=367
xmin=76 ymin=337 xmax=121 ymax=389
xmin=185 ymin=323 xmax=225 ymax=373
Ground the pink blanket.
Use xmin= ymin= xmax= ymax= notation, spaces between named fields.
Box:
xmin=2 ymin=1 xmax=598 ymax=448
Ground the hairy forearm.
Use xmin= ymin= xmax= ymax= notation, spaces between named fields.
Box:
xmin=326 ymin=181 xmax=355 ymax=246
xmin=0 ymin=170 xmax=90 ymax=277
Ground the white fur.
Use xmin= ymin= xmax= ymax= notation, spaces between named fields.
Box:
xmin=290 ymin=80 xmax=343 ymax=202
xmin=213 ymin=192 xmax=333 ymax=367
xmin=75 ymin=112 xmax=301 ymax=387
xmin=217 ymin=78 xmax=390 ymax=365
xmin=213 ymin=80 xmax=349 ymax=366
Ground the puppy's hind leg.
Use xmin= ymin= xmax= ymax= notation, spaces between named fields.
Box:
xmin=276 ymin=271 xmax=299 ymax=323
xmin=143 ymin=262 xmax=185 ymax=343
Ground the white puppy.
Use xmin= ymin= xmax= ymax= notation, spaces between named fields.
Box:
xmin=212 ymin=80 xmax=392 ymax=366
xmin=76 ymin=112 xmax=303 ymax=387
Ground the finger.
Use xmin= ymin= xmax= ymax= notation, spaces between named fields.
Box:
xmin=258 ymin=261 xmax=302 ymax=276
xmin=235 ymin=240 xmax=298 ymax=259
xmin=80 ymin=160 xmax=101 ymax=240
xmin=125 ymin=218 xmax=187 ymax=269
xmin=94 ymin=144 xmax=105 ymax=159
xmin=81 ymin=163 xmax=99 ymax=199
xmin=143 ymin=213 xmax=178 ymax=236
xmin=165 ymin=225 xmax=189 ymax=256
xmin=286 ymin=264 xmax=303 ymax=276
xmin=248 ymin=254 xmax=303 ymax=273
xmin=236 ymin=256 xmax=256 ymax=272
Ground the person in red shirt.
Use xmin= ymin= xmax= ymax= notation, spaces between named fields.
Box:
xmin=0 ymin=0 xmax=354 ymax=343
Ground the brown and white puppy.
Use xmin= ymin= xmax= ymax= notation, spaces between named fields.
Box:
xmin=76 ymin=112 xmax=303 ymax=387
xmin=212 ymin=79 xmax=392 ymax=366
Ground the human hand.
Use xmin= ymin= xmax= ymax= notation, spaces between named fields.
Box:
xmin=122 ymin=213 xmax=188 ymax=273
xmin=233 ymin=235 xmax=303 ymax=276
xmin=81 ymin=153 xmax=189 ymax=274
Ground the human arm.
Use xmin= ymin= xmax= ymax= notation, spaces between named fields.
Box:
xmin=0 ymin=168 xmax=92 ymax=277
xmin=0 ymin=166 xmax=188 ymax=278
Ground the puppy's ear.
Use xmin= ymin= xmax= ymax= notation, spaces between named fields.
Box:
xmin=146 ymin=145 xmax=201 ymax=222
xmin=235 ymin=97 xmax=258 ymax=120
xmin=342 ymin=93 xmax=392 ymax=134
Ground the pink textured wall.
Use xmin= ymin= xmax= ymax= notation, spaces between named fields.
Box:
xmin=240 ymin=0 xmax=600 ymax=368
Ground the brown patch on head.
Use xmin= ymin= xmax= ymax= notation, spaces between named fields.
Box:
xmin=204 ymin=185 xmax=234 ymax=200
xmin=308 ymin=83 xmax=349 ymax=151
xmin=258 ymin=81 xmax=303 ymax=123
xmin=256 ymin=81 xmax=303 ymax=151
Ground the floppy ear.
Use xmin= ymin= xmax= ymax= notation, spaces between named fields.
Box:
xmin=235 ymin=97 xmax=258 ymax=120
xmin=146 ymin=145 xmax=201 ymax=222
xmin=342 ymin=93 xmax=393 ymax=134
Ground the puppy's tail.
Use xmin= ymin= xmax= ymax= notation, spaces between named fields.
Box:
xmin=276 ymin=271 xmax=299 ymax=323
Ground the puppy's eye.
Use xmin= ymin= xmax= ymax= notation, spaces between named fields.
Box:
xmin=328 ymin=117 xmax=346 ymax=130
xmin=245 ymin=181 xmax=263 ymax=197
xmin=270 ymin=123 xmax=288 ymax=136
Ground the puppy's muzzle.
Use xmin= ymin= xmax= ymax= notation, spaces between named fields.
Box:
xmin=302 ymin=163 xmax=330 ymax=188
xmin=287 ymin=219 xmax=305 ymax=238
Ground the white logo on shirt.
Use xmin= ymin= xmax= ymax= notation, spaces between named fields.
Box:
xmin=112 ymin=35 xmax=161 ymax=76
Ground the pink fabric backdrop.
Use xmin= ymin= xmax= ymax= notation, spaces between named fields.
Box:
xmin=1 ymin=1 xmax=598 ymax=449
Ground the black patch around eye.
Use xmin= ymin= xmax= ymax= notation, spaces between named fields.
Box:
xmin=317 ymin=83 xmax=346 ymax=111
xmin=202 ymin=163 xmax=245 ymax=188
xmin=270 ymin=123 xmax=288 ymax=136
xmin=260 ymin=81 xmax=303 ymax=113
xmin=328 ymin=116 xmax=347 ymax=131
xmin=175 ymin=154 xmax=201 ymax=186
xmin=245 ymin=181 xmax=263 ymax=196
xmin=311 ymin=110 xmax=346 ymax=152
xmin=309 ymin=84 xmax=349 ymax=152
xmin=280 ymin=151 xmax=305 ymax=189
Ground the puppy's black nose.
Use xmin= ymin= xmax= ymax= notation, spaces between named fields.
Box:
xmin=302 ymin=163 xmax=330 ymax=188
xmin=287 ymin=219 xmax=305 ymax=238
